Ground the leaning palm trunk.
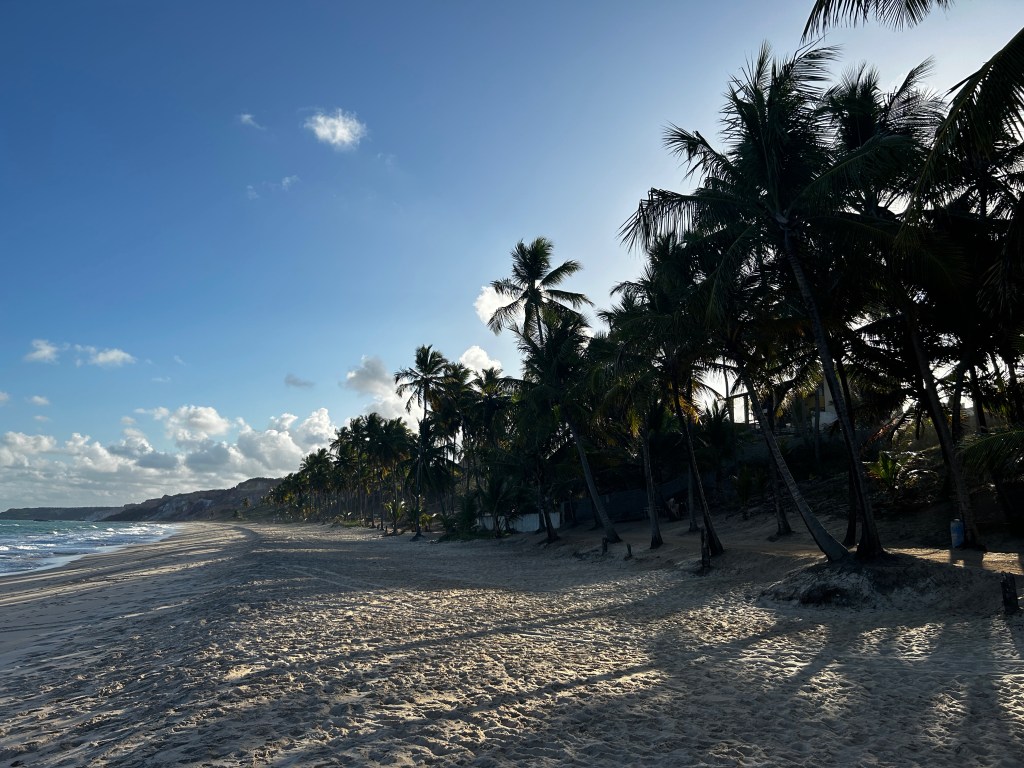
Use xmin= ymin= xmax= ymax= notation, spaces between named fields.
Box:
xmin=682 ymin=413 xmax=724 ymax=555
xmin=669 ymin=376 xmax=720 ymax=544
xmin=907 ymin=319 xmax=980 ymax=545
xmin=782 ymin=230 xmax=882 ymax=559
xmin=640 ymin=430 xmax=664 ymax=549
xmin=565 ymin=417 xmax=620 ymax=543
xmin=764 ymin=401 xmax=793 ymax=536
xmin=734 ymin=357 xmax=851 ymax=563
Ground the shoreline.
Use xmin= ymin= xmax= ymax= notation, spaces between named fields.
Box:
xmin=0 ymin=520 xmax=182 ymax=581
xmin=1 ymin=517 xmax=1022 ymax=766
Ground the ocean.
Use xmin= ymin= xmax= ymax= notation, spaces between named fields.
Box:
xmin=0 ymin=519 xmax=178 ymax=577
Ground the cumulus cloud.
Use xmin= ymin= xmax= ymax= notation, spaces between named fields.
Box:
xmin=342 ymin=356 xmax=410 ymax=420
xmin=25 ymin=339 xmax=61 ymax=363
xmin=459 ymin=346 xmax=502 ymax=374
xmin=246 ymin=185 xmax=260 ymax=200
xmin=184 ymin=441 xmax=235 ymax=471
xmin=281 ymin=175 xmax=299 ymax=191
xmin=0 ymin=406 xmax=346 ymax=510
xmin=29 ymin=395 xmax=50 ymax=406
xmin=164 ymin=405 xmax=232 ymax=446
xmin=238 ymin=113 xmax=265 ymax=130
xmin=344 ymin=356 xmax=393 ymax=397
xmin=136 ymin=451 xmax=180 ymax=470
xmin=292 ymin=408 xmax=336 ymax=449
xmin=268 ymin=413 xmax=298 ymax=432
xmin=236 ymin=424 xmax=304 ymax=471
xmin=474 ymin=286 xmax=514 ymax=327
xmin=285 ymin=374 xmax=314 ymax=388
xmin=305 ymin=109 xmax=367 ymax=149
xmin=0 ymin=432 xmax=57 ymax=468
xmin=3 ymin=432 xmax=56 ymax=454
xmin=136 ymin=406 xmax=171 ymax=421
xmin=71 ymin=345 xmax=136 ymax=367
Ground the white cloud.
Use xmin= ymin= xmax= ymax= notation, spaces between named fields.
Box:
xmin=342 ymin=355 xmax=410 ymax=421
xmin=343 ymin=356 xmax=393 ymax=396
xmin=92 ymin=348 xmax=136 ymax=367
xmin=285 ymin=373 xmax=314 ymax=388
xmin=174 ymin=356 xmax=186 ymax=366
xmin=25 ymin=339 xmax=61 ymax=363
xmin=72 ymin=345 xmax=136 ymax=367
xmin=0 ymin=406 xmax=348 ymax=510
xmin=246 ymin=185 xmax=260 ymax=200
xmin=237 ymin=426 xmax=301 ymax=469
xmin=459 ymin=345 xmax=502 ymax=374
xmin=136 ymin=406 xmax=171 ymax=421
xmin=268 ymin=413 xmax=298 ymax=432
xmin=0 ymin=392 xmax=8 ymax=405
xmin=0 ymin=432 xmax=58 ymax=469
xmin=164 ymin=405 xmax=232 ymax=446
xmin=281 ymin=175 xmax=299 ymax=190
xmin=292 ymin=408 xmax=336 ymax=449
xmin=238 ymin=113 xmax=265 ymax=130
xmin=474 ymin=286 xmax=516 ymax=327
xmin=3 ymin=432 xmax=56 ymax=454
xmin=29 ymin=395 xmax=50 ymax=406
xmin=305 ymin=109 xmax=367 ymax=149
xmin=34 ymin=415 xmax=50 ymax=423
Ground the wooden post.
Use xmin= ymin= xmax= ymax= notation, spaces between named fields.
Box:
xmin=1002 ymin=573 xmax=1021 ymax=616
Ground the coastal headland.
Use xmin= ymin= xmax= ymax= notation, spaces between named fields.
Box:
xmin=1 ymin=516 xmax=1022 ymax=767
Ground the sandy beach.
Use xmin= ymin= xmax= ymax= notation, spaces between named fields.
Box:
xmin=1 ymin=516 xmax=1022 ymax=767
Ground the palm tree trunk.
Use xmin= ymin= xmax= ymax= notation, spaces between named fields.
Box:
xmin=907 ymin=318 xmax=980 ymax=545
xmin=764 ymin=392 xmax=793 ymax=536
xmin=781 ymin=230 xmax=882 ymax=559
xmin=565 ymin=417 xmax=620 ymax=543
xmin=640 ymin=429 xmax=664 ymax=549
xmin=537 ymin=481 xmax=559 ymax=543
xmin=735 ymin=357 xmax=851 ymax=563
xmin=669 ymin=375 xmax=715 ymax=538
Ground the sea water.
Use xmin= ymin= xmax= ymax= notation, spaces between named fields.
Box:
xmin=0 ymin=519 xmax=177 ymax=577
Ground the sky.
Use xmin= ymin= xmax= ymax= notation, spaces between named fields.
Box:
xmin=1 ymin=0 xmax=1020 ymax=511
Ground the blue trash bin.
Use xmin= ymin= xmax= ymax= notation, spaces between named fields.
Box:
xmin=950 ymin=518 xmax=965 ymax=548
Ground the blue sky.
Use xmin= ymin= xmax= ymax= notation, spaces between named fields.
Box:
xmin=1 ymin=1 xmax=1019 ymax=510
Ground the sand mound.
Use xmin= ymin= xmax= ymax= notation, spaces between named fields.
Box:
xmin=761 ymin=552 xmax=1008 ymax=612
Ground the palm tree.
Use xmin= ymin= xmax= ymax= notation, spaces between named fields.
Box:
xmin=488 ymin=237 xmax=593 ymax=345
xmin=516 ymin=307 xmax=622 ymax=543
xmin=395 ymin=345 xmax=450 ymax=537
xmin=609 ymin=233 xmax=725 ymax=550
xmin=592 ymin=319 xmax=668 ymax=549
xmin=805 ymin=1 xmax=1024 ymax=223
xmin=623 ymin=43 xmax=886 ymax=559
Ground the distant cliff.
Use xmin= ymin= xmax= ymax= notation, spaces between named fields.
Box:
xmin=1 ymin=477 xmax=280 ymax=522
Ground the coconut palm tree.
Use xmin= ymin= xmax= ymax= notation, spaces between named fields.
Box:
xmin=395 ymin=345 xmax=451 ymax=537
xmin=488 ymin=237 xmax=593 ymax=345
xmin=516 ymin=307 xmax=622 ymax=543
xmin=623 ymin=42 xmax=887 ymax=559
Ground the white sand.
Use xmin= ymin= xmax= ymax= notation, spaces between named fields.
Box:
xmin=0 ymin=516 xmax=1022 ymax=767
